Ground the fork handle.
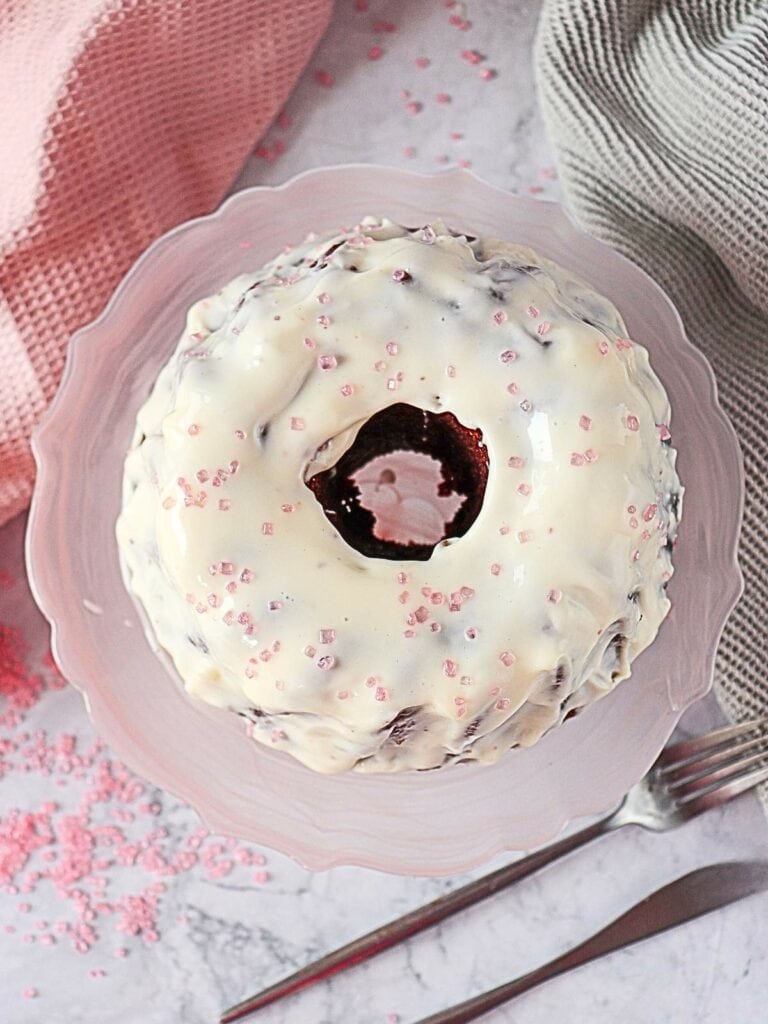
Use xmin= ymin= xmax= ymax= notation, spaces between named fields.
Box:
xmin=219 ymin=812 xmax=618 ymax=1023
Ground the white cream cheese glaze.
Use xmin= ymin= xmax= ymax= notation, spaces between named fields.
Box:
xmin=117 ymin=218 xmax=682 ymax=774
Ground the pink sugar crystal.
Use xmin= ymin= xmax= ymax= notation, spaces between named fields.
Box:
xmin=0 ymin=636 xmax=274 ymax=966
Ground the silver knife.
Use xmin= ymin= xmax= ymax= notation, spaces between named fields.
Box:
xmin=413 ymin=861 xmax=768 ymax=1024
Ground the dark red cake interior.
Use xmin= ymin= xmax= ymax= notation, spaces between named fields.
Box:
xmin=306 ymin=403 xmax=489 ymax=560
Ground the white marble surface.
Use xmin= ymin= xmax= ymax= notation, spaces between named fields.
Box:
xmin=2 ymin=1 xmax=766 ymax=1022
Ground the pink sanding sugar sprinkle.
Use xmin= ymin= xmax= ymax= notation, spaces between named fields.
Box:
xmin=627 ymin=415 xmax=640 ymax=432
xmin=318 ymin=354 xmax=337 ymax=370
xmin=314 ymin=69 xmax=335 ymax=88
xmin=435 ymin=92 xmax=451 ymax=104
xmin=461 ymin=48 xmax=484 ymax=64
xmin=493 ymin=310 xmax=507 ymax=325
xmin=443 ymin=660 xmax=458 ymax=678
xmin=368 ymin=46 xmax=383 ymax=60
xmin=0 ymin=568 xmax=16 ymax=588
xmin=22 ymin=987 xmax=38 ymax=999
xmin=0 ymin=639 xmax=274 ymax=965
xmin=416 ymin=56 xmax=430 ymax=68
xmin=290 ymin=417 xmax=305 ymax=431
xmin=405 ymin=101 xmax=423 ymax=116
xmin=579 ymin=415 xmax=593 ymax=431
xmin=0 ymin=626 xmax=44 ymax=710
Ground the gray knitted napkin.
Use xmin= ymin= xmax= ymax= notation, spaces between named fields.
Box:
xmin=535 ymin=0 xmax=768 ymax=805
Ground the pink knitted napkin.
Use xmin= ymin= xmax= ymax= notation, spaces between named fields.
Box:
xmin=0 ymin=0 xmax=332 ymax=528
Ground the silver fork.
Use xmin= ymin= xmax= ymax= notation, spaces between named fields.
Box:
xmin=220 ymin=717 xmax=768 ymax=1024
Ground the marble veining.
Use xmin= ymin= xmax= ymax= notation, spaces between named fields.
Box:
xmin=2 ymin=1 xmax=766 ymax=1021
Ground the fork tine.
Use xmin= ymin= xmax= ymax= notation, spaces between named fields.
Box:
xmin=668 ymin=749 xmax=768 ymax=795
xmin=657 ymin=718 xmax=768 ymax=769
xmin=675 ymin=763 xmax=768 ymax=818
xmin=661 ymin=733 xmax=768 ymax=786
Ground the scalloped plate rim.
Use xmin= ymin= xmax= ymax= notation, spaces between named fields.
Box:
xmin=26 ymin=164 xmax=744 ymax=875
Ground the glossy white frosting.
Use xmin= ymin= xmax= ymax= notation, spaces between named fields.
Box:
xmin=117 ymin=218 xmax=681 ymax=773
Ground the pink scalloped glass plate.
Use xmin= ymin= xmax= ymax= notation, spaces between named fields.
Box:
xmin=27 ymin=166 xmax=743 ymax=876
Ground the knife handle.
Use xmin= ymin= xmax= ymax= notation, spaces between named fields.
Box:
xmin=414 ymin=861 xmax=768 ymax=1024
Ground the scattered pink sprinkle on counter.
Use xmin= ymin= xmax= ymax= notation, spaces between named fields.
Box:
xmin=0 ymin=636 xmax=274 ymax=995
xmin=314 ymin=69 xmax=335 ymax=88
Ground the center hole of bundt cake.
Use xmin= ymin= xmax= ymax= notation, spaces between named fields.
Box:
xmin=306 ymin=403 xmax=489 ymax=560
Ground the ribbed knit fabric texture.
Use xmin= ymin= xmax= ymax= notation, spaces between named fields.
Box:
xmin=536 ymin=0 xmax=768 ymax=805
xmin=0 ymin=0 xmax=333 ymax=529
